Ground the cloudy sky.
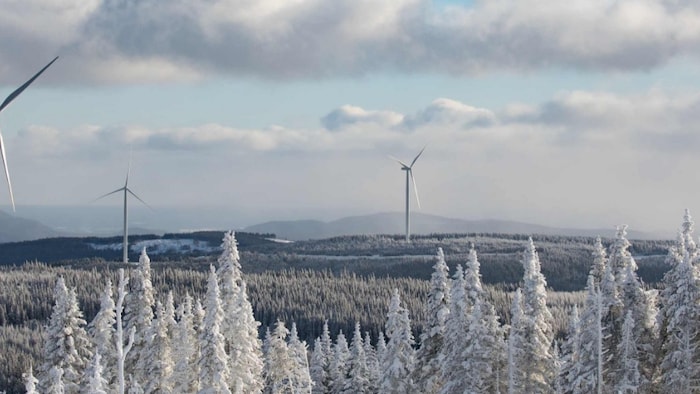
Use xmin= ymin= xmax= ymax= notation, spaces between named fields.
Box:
xmin=2 ymin=0 xmax=700 ymax=234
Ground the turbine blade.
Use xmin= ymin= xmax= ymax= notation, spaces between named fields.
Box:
xmin=93 ymin=187 xmax=124 ymax=202
xmin=388 ymin=155 xmax=409 ymax=168
xmin=0 ymin=56 xmax=59 ymax=114
xmin=0 ymin=132 xmax=15 ymax=212
xmin=410 ymin=169 xmax=421 ymax=209
xmin=127 ymin=188 xmax=153 ymax=211
xmin=409 ymin=146 xmax=426 ymax=168
xmin=125 ymin=155 xmax=131 ymax=187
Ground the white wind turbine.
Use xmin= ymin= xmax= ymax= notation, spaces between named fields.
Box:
xmin=390 ymin=147 xmax=425 ymax=242
xmin=95 ymin=159 xmax=151 ymax=263
xmin=0 ymin=56 xmax=59 ymax=212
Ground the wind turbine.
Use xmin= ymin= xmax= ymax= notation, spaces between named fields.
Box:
xmin=0 ymin=56 xmax=59 ymax=212
xmin=95 ymin=159 xmax=151 ymax=263
xmin=390 ymin=147 xmax=425 ymax=242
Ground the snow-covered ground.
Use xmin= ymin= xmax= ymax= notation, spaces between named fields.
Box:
xmin=88 ymin=238 xmax=218 ymax=254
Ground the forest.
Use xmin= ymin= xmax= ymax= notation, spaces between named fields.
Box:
xmin=0 ymin=213 xmax=693 ymax=393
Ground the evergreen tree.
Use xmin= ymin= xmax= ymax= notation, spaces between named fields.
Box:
xmin=310 ymin=337 xmax=327 ymax=394
xmin=363 ymin=331 xmax=380 ymax=393
xmin=144 ymin=301 xmax=174 ymax=393
xmin=345 ymin=323 xmax=371 ymax=394
xmin=83 ymin=351 xmax=108 ymax=394
xmin=380 ymin=289 xmax=415 ymax=394
xmin=572 ymin=276 xmax=604 ymax=394
xmin=518 ymin=238 xmax=556 ymax=393
xmin=264 ymin=320 xmax=295 ymax=394
xmin=114 ymin=269 xmax=135 ymax=394
xmin=560 ymin=305 xmax=580 ymax=391
xmin=229 ymin=281 xmax=264 ymax=394
xmin=414 ymin=247 xmax=450 ymax=394
xmin=439 ymin=264 xmax=469 ymax=394
xmin=198 ymin=265 xmax=231 ymax=394
xmin=172 ymin=294 xmax=198 ymax=393
xmin=329 ymin=331 xmax=350 ymax=394
xmin=590 ymin=237 xmax=607 ymax=286
xmin=40 ymin=277 xmax=92 ymax=394
xmin=463 ymin=297 xmax=507 ymax=393
xmin=659 ymin=233 xmax=700 ymax=393
xmin=615 ymin=311 xmax=641 ymax=393
xmin=46 ymin=366 xmax=66 ymax=394
xmin=507 ymin=289 xmax=524 ymax=394
xmin=124 ymin=248 xmax=155 ymax=384
xmin=289 ymin=323 xmax=313 ymax=394
xmin=88 ymin=280 xmax=116 ymax=388
xmin=24 ymin=365 xmax=39 ymax=394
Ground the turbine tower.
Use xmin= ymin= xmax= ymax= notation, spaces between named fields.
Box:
xmin=0 ymin=56 xmax=59 ymax=211
xmin=95 ymin=159 xmax=150 ymax=263
xmin=390 ymin=147 xmax=425 ymax=242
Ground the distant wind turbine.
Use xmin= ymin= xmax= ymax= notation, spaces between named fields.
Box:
xmin=390 ymin=147 xmax=425 ymax=242
xmin=0 ymin=56 xmax=59 ymax=212
xmin=95 ymin=159 xmax=151 ymax=263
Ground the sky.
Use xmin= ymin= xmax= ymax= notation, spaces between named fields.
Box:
xmin=2 ymin=0 xmax=700 ymax=235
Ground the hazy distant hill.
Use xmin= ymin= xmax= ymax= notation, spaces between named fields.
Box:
xmin=244 ymin=212 xmax=661 ymax=240
xmin=0 ymin=210 xmax=58 ymax=243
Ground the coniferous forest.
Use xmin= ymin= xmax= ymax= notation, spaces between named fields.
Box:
xmin=3 ymin=211 xmax=700 ymax=393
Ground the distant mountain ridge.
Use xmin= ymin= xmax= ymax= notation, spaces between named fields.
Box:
xmin=244 ymin=212 xmax=662 ymax=241
xmin=0 ymin=210 xmax=58 ymax=243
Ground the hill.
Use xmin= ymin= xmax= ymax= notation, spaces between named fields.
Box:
xmin=244 ymin=212 xmax=661 ymax=240
xmin=0 ymin=210 xmax=58 ymax=242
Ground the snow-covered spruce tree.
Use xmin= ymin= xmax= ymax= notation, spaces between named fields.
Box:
xmin=40 ymin=277 xmax=92 ymax=394
xmin=172 ymin=294 xmax=199 ymax=393
xmin=571 ymin=276 xmax=604 ymax=394
xmin=590 ymin=237 xmax=608 ymax=286
xmin=439 ymin=264 xmax=469 ymax=394
xmin=264 ymin=320 xmax=295 ymax=394
xmin=309 ymin=337 xmax=326 ymax=394
xmin=124 ymin=248 xmax=155 ymax=384
xmin=88 ymin=280 xmax=116 ymax=388
xmin=288 ymin=323 xmax=313 ymax=394
xmin=217 ymin=231 xmax=242 ymax=340
xmin=46 ymin=365 xmax=66 ymax=394
xmin=463 ymin=297 xmax=507 ymax=394
xmin=507 ymin=289 xmax=524 ymax=394
xmin=83 ymin=351 xmax=108 ymax=394
xmin=345 ymin=322 xmax=371 ymax=394
xmin=380 ymin=288 xmax=415 ymax=394
xmin=600 ymin=239 xmax=624 ymax=385
xmin=144 ymin=301 xmax=174 ymax=393
xmin=659 ymin=230 xmax=700 ymax=393
xmin=615 ymin=311 xmax=641 ymax=394
xmin=229 ymin=281 xmax=264 ymax=393
xmin=618 ymin=256 xmax=658 ymax=391
xmin=24 ymin=365 xmax=39 ymax=394
xmin=376 ymin=332 xmax=387 ymax=368
xmin=363 ymin=331 xmax=380 ymax=393
xmin=413 ymin=247 xmax=450 ymax=394
xmin=518 ymin=238 xmax=556 ymax=393
xmin=559 ymin=305 xmax=580 ymax=391
xmin=310 ymin=320 xmax=333 ymax=394
xmin=198 ymin=265 xmax=232 ymax=394
xmin=329 ymin=331 xmax=350 ymax=394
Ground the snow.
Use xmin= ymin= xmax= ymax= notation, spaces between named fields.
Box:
xmin=88 ymin=239 xmax=217 ymax=254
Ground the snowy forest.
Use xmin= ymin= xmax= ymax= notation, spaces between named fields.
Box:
xmin=4 ymin=210 xmax=700 ymax=393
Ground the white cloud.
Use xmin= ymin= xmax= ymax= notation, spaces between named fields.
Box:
xmin=3 ymin=0 xmax=700 ymax=83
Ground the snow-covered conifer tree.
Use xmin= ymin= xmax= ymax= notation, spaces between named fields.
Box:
xmin=439 ymin=264 xmax=469 ymax=393
xmin=172 ymin=294 xmax=198 ymax=393
xmin=560 ymin=305 xmax=580 ymax=391
xmin=310 ymin=337 xmax=327 ymax=394
xmin=264 ymin=320 xmax=295 ymax=394
xmin=88 ymin=280 xmax=116 ymax=387
xmin=198 ymin=265 xmax=231 ymax=394
xmin=40 ymin=277 xmax=92 ymax=394
xmin=229 ymin=281 xmax=264 ymax=393
xmin=572 ymin=276 xmax=604 ymax=394
xmin=413 ymin=248 xmax=450 ymax=394
xmin=83 ymin=351 xmax=108 ymax=394
xmin=217 ymin=231 xmax=242 ymax=343
xmin=329 ymin=331 xmax=350 ymax=394
xmin=590 ymin=237 xmax=608 ymax=286
xmin=659 ymin=219 xmax=700 ymax=392
xmin=380 ymin=288 xmax=415 ymax=394
xmin=144 ymin=301 xmax=174 ymax=394
xmin=518 ymin=238 xmax=556 ymax=393
xmin=24 ymin=365 xmax=39 ymax=394
xmin=345 ymin=323 xmax=370 ymax=394
xmin=462 ymin=298 xmax=505 ymax=393
xmin=507 ymin=289 xmax=524 ymax=394
xmin=46 ymin=366 xmax=66 ymax=394
xmin=615 ymin=311 xmax=641 ymax=394
xmin=288 ymin=323 xmax=313 ymax=394
xmin=124 ymin=248 xmax=155 ymax=384
xmin=363 ymin=331 xmax=379 ymax=393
